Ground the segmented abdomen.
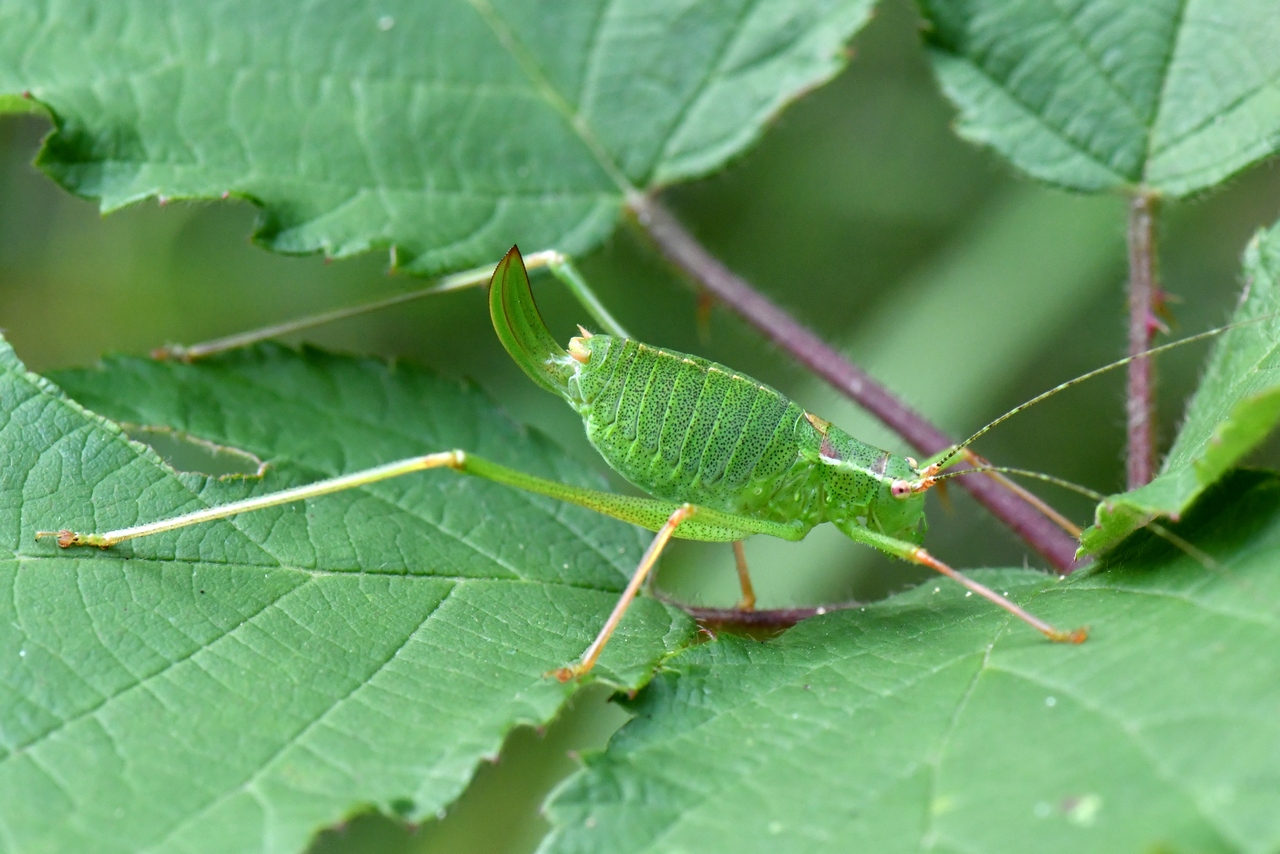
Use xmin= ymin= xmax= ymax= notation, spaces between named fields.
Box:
xmin=572 ymin=337 xmax=817 ymax=519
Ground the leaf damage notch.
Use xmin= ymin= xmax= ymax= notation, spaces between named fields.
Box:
xmin=123 ymin=424 xmax=267 ymax=478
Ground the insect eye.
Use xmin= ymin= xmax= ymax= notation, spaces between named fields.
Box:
xmin=890 ymin=479 xmax=912 ymax=499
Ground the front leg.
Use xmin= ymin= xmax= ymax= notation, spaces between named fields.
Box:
xmin=839 ymin=524 xmax=1087 ymax=644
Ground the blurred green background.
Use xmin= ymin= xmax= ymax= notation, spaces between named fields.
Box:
xmin=2 ymin=1 xmax=1278 ymax=851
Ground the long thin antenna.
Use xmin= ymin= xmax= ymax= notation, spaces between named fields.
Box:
xmin=922 ymin=313 xmax=1280 ymax=477
xmin=931 ymin=465 xmax=1105 ymax=502
xmin=954 ymin=451 xmax=1082 ymax=538
xmin=935 ymin=464 xmax=1239 ymax=583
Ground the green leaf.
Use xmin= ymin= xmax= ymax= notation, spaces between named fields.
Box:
xmin=1081 ymin=219 xmax=1280 ymax=554
xmin=542 ymin=469 xmax=1280 ymax=854
xmin=3 ymin=338 xmax=692 ymax=854
xmin=919 ymin=0 xmax=1280 ymax=196
xmin=0 ymin=0 xmax=875 ymax=274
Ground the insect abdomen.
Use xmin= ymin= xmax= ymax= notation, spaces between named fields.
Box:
xmin=573 ymin=338 xmax=815 ymax=518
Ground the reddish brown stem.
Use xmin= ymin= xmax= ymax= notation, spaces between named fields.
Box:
xmin=629 ymin=193 xmax=1081 ymax=573
xmin=1126 ymin=192 xmax=1160 ymax=489
xmin=677 ymin=602 xmax=861 ymax=628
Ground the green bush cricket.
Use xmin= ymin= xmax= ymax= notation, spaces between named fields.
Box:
xmin=40 ymin=246 xmax=1093 ymax=680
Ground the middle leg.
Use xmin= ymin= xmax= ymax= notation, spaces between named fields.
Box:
xmin=731 ymin=541 xmax=756 ymax=611
xmin=550 ymin=504 xmax=696 ymax=682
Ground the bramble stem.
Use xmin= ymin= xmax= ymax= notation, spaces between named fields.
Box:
xmin=629 ymin=193 xmax=1081 ymax=573
xmin=1126 ymin=191 xmax=1160 ymax=489
xmin=668 ymin=600 xmax=861 ymax=628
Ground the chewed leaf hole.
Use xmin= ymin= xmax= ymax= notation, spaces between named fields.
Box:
xmin=125 ymin=425 xmax=265 ymax=477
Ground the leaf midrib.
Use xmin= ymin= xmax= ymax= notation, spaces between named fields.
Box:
xmin=1139 ymin=0 xmax=1188 ymax=179
xmin=6 ymin=555 xmax=637 ymax=592
xmin=919 ymin=633 xmax=997 ymax=852
xmin=23 ymin=0 xmax=643 ymax=199
xmin=464 ymin=0 xmax=637 ymax=197
xmin=0 ymin=558 xmax=632 ymax=775
xmin=0 ymin=559 xmax=311 ymax=760
xmin=938 ymin=51 xmax=1130 ymax=183
xmin=626 ymin=643 xmax=989 ymax=853
xmin=136 ymin=583 xmax=461 ymax=854
xmin=651 ymin=0 xmax=764 ymax=170
xmin=995 ymin=663 xmax=1236 ymax=849
xmin=605 ymin=576 xmax=1280 ymax=852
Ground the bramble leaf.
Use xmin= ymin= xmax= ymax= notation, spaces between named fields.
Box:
xmin=919 ymin=0 xmax=1280 ymax=196
xmin=0 ymin=0 xmax=874 ymax=273
xmin=3 ymin=339 xmax=691 ymax=854
xmin=543 ymin=470 xmax=1280 ymax=854
xmin=1081 ymin=219 xmax=1280 ymax=554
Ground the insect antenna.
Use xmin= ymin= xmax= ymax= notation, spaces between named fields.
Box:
xmin=918 ymin=310 xmax=1280 ymax=482
xmin=928 ymin=465 xmax=1107 ymax=502
xmin=928 ymin=465 xmax=1258 ymax=595
xmin=950 ymin=450 xmax=1082 ymax=538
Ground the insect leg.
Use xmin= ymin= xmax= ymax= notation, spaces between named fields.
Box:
xmin=550 ymin=504 xmax=696 ymax=682
xmin=543 ymin=253 xmax=630 ymax=337
xmin=39 ymin=445 xmax=806 ymax=677
xmin=153 ymin=248 xmax=630 ymax=361
xmin=731 ymin=541 xmax=756 ymax=611
xmin=37 ymin=449 xmax=753 ymax=549
xmin=959 ymin=450 xmax=1081 ymax=539
xmin=839 ymin=525 xmax=1087 ymax=643
xmin=152 ymin=254 xmax=554 ymax=360
xmin=38 ymin=451 xmax=471 ymax=548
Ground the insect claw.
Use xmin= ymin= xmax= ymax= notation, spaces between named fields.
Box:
xmin=36 ymin=529 xmax=102 ymax=548
xmin=1048 ymin=626 xmax=1089 ymax=644
xmin=547 ymin=665 xmax=584 ymax=683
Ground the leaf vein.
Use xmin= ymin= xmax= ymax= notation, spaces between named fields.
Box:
xmin=0 ymin=570 xmax=310 ymax=762
xmin=139 ymin=582 xmax=461 ymax=852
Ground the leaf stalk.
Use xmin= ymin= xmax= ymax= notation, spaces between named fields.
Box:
xmin=1127 ymin=190 xmax=1161 ymax=489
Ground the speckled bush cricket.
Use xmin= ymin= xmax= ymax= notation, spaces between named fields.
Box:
xmin=49 ymin=245 xmax=1263 ymax=680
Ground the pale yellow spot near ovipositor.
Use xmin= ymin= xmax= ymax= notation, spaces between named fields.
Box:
xmin=568 ymin=337 xmax=591 ymax=363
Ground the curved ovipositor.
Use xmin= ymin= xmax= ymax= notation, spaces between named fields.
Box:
xmin=489 ymin=245 xmax=577 ymax=400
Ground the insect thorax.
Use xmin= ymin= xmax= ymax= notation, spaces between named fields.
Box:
xmin=566 ymin=336 xmax=924 ymax=538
